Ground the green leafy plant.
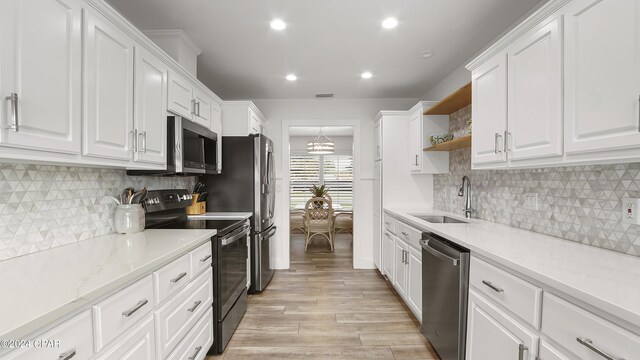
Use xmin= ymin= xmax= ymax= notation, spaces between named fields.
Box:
xmin=309 ymin=184 xmax=329 ymax=197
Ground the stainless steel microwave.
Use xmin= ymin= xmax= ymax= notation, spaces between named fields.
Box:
xmin=128 ymin=116 xmax=219 ymax=176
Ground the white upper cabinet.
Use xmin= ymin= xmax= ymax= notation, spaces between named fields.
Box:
xmin=471 ymin=53 xmax=508 ymax=167
xmin=221 ymin=101 xmax=266 ymax=136
xmin=563 ymin=0 xmax=640 ymax=154
xmin=0 ymin=0 xmax=81 ymax=154
xmin=408 ymin=102 xmax=449 ymax=174
xmin=507 ymin=16 xmax=563 ymax=162
xmin=408 ymin=112 xmax=422 ymax=171
xmin=167 ymin=71 xmax=194 ymax=120
xmin=82 ymin=7 xmax=134 ymax=161
xmin=133 ymin=46 xmax=168 ymax=165
xmin=192 ymin=84 xmax=213 ymax=128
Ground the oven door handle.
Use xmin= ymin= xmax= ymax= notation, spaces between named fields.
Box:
xmin=262 ymin=226 xmax=277 ymax=240
xmin=221 ymin=225 xmax=250 ymax=246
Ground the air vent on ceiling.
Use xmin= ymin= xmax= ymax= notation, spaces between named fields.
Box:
xmin=315 ymin=93 xmax=334 ymax=98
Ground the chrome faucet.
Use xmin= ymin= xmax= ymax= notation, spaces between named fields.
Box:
xmin=458 ymin=176 xmax=475 ymax=219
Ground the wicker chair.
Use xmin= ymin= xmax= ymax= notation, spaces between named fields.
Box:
xmin=332 ymin=211 xmax=353 ymax=236
xmin=303 ymin=196 xmax=334 ymax=251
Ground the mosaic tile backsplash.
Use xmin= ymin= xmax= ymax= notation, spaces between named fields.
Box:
xmin=433 ymin=105 xmax=640 ymax=257
xmin=0 ymin=163 xmax=194 ymax=261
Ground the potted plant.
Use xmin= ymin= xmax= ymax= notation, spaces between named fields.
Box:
xmin=309 ymin=184 xmax=329 ymax=208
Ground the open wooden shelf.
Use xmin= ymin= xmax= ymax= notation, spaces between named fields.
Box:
xmin=424 ymin=82 xmax=472 ymax=115
xmin=424 ymin=135 xmax=471 ymax=152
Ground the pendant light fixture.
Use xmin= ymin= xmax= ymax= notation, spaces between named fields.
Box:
xmin=307 ymin=130 xmax=335 ymax=154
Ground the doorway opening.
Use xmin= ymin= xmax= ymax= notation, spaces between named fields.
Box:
xmin=288 ymin=126 xmax=354 ymax=266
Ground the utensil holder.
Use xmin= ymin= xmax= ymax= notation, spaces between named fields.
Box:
xmin=114 ymin=204 xmax=145 ymax=234
xmin=186 ymin=194 xmax=206 ymax=215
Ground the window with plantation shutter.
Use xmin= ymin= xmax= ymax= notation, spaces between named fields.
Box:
xmin=289 ymin=154 xmax=353 ymax=210
xmin=290 ymin=155 xmax=320 ymax=209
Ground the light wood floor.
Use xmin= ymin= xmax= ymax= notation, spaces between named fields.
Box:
xmin=207 ymin=233 xmax=440 ymax=359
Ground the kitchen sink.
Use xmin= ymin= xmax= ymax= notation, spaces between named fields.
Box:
xmin=409 ymin=214 xmax=468 ymax=224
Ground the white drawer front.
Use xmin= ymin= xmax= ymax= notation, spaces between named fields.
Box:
xmin=93 ymin=315 xmax=156 ymax=360
xmin=167 ymin=308 xmax=214 ymax=360
xmin=1 ymin=310 xmax=94 ymax=360
xmin=155 ymin=267 xmax=213 ymax=359
xmin=383 ymin=216 xmax=396 ymax=234
xmin=469 ymin=256 xmax=542 ymax=328
xmin=190 ymin=241 xmax=212 ymax=276
xmin=539 ymin=341 xmax=571 ymax=360
xmin=154 ymin=253 xmax=192 ymax=304
xmin=542 ymin=293 xmax=640 ymax=360
xmin=395 ymin=221 xmax=422 ymax=250
xmin=93 ymin=275 xmax=154 ymax=351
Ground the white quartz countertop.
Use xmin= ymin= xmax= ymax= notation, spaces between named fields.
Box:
xmin=188 ymin=212 xmax=253 ymax=220
xmin=385 ymin=207 xmax=640 ymax=331
xmin=0 ymin=229 xmax=216 ymax=341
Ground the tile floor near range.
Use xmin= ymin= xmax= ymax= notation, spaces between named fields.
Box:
xmin=207 ymin=233 xmax=440 ymax=359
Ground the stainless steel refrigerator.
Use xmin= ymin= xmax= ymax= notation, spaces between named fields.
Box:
xmin=202 ymin=134 xmax=276 ymax=293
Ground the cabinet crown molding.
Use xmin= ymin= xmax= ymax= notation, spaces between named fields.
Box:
xmin=466 ymin=0 xmax=571 ymax=71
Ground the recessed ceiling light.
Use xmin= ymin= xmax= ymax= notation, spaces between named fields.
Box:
xmin=270 ymin=19 xmax=286 ymax=31
xmin=286 ymin=74 xmax=297 ymax=81
xmin=419 ymin=50 xmax=435 ymax=58
xmin=382 ymin=17 xmax=398 ymax=29
xmin=361 ymin=71 xmax=373 ymax=79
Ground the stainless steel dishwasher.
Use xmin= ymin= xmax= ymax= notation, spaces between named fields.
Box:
xmin=421 ymin=232 xmax=470 ymax=360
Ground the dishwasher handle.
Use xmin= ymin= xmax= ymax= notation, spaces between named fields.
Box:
xmin=420 ymin=238 xmax=460 ymax=266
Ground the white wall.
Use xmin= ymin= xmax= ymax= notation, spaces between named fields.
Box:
xmin=290 ymin=136 xmax=353 ymax=155
xmin=254 ymin=98 xmax=418 ymax=269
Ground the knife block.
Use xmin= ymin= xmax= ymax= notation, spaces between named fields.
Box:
xmin=185 ymin=194 xmax=206 ymax=215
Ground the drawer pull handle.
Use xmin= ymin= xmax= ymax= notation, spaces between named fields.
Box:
xmin=401 ymin=231 xmax=409 ymax=237
xmin=188 ymin=345 xmax=203 ymax=360
xmin=482 ymin=280 xmax=504 ymax=293
xmin=576 ymin=337 xmax=624 ymax=360
xmin=187 ymin=300 xmax=202 ymax=313
xmin=199 ymin=254 xmax=212 ymax=263
xmin=170 ymin=272 xmax=188 ymax=284
xmin=518 ymin=344 xmax=528 ymax=360
xmin=58 ymin=349 xmax=76 ymax=360
xmin=122 ymin=299 xmax=148 ymax=317
xmin=5 ymin=93 xmax=18 ymax=132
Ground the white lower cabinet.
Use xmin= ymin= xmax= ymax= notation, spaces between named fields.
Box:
xmin=393 ymin=237 xmax=409 ymax=299
xmin=1 ymin=310 xmax=94 ymax=360
xmin=382 ymin=230 xmax=395 ymax=280
xmin=542 ymin=293 xmax=640 ymax=360
xmin=406 ymin=245 xmax=422 ymax=320
xmin=93 ymin=315 xmax=156 ymax=360
xmin=466 ymin=289 xmax=538 ymax=360
xmin=167 ymin=308 xmax=214 ymax=360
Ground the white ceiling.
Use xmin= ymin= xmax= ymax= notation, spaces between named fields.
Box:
xmin=289 ymin=126 xmax=354 ymax=137
xmin=107 ymin=0 xmax=543 ymax=100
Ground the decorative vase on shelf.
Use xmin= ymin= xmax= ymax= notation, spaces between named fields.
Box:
xmin=114 ymin=204 xmax=145 ymax=234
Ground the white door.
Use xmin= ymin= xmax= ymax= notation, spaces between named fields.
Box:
xmin=382 ymin=231 xmax=394 ymax=280
xmin=167 ymin=71 xmax=193 ymax=120
xmin=0 ymin=0 xmax=81 ymax=153
xmin=393 ymin=238 xmax=407 ymax=298
xmin=408 ymin=112 xmax=421 ymax=171
xmin=192 ymin=86 xmax=212 ymax=128
xmin=466 ymin=290 xmax=537 ymax=360
xmin=563 ymin=0 xmax=640 ymax=154
xmin=94 ymin=317 xmax=156 ymax=360
xmin=471 ymin=53 xmax=508 ymax=167
xmin=406 ymin=246 xmax=422 ymax=320
xmin=82 ymin=8 xmax=134 ymax=161
xmin=133 ymin=46 xmax=167 ymax=165
xmin=507 ymin=16 xmax=563 ymax=161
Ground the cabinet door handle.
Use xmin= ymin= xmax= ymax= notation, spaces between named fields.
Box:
xmin=637 ymin=94 xmax=640 ymax=132
xmin=199 ymin=254 xmax=212 ymax=263
xmin=130 ymin=129 xmax=138 ymax=153
xmin=170 ymin=272 xmax=188 ymax=284
xmin=196 ymin=101 xmax=201 ymax=117
xmin=401 ymin=231 xmax=409 ymax=237
xmin=122 ymin=299 xmax=148 ymax=317
xmin=576 ymin=337 xmax=624 ymax=360
xmin=482 ymin=280 xmax=504 ymax=293
xmin=187 ymin=300 xmax=202 ymax=313
xmin=139 ymin=131 xmax=147 ymax=153
xmin=494 ymin=133 xmax=502 ymax=154
xmin=415 ymin=154 xmax=419 ymax=166
xmin=504 ymin=130 xmax=511 ymax=153
xmin=518 ymin=344 xmax=528 ymax=360
xmin=58 ymin=349 xmax=76 ymax=360
xmin=191 ymin=99 xmax=196 ymax=115
xmin=5 ymin=93 xmax=18 ymax=132
xmin=188 ymin=346 xmax=203 ymax=360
